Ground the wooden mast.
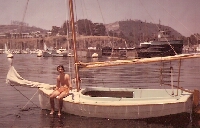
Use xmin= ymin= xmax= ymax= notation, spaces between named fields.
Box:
xmin=69 ymin=0 xmax=80 ymax=91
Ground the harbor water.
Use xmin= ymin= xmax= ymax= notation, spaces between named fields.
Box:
xmin=1 ymin=54 xmax=200 ymax=127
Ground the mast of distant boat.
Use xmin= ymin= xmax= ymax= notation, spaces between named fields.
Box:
xmin=68 ymin=0 xmax=80 ymax=91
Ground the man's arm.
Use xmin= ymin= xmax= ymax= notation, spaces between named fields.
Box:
xmin=66 ymin=74 xmax=72 ymax=90
xmin=54 ymin=76 xmax=60 ymax=90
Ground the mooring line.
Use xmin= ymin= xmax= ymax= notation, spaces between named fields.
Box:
xmin=10 ymin=84 xmax=39 ymax=108
xmin=22 ymin=89 xmax=39 ymax=110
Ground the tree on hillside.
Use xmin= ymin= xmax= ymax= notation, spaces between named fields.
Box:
xmin=108 ymin=30 xmax=118 ymax=37
xmin=51 ymin=19 xmax=106 ymax=36
xmin=119 ymin=31 xmax=126 ymax=39
xmin=93 ymin=23 xmax=106 ymax=36
xmin=76 ymin=19 xmax=93 ymax=35
xmin=51 ymin=26 xmax=60 ymax=36
xmin=61 ymin=21 xmax=68 ymax=35
xmin=189 ymin=34 xmax=199 ymax=45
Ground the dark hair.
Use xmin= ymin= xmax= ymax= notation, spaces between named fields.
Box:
xmin=57 ymin=65 xmax=65 ymax=72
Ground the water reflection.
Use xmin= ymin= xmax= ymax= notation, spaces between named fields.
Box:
xmin=2 ymin=54 xmax=200 ymax=127
xmin=7 ymin=58 xmax=13 ymax=66
xmin=39 ymin=110 xmax=194 ymax=128
xmin=79 ymin=60 xmax=181 ymax=89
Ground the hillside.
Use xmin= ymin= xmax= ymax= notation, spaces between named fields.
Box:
xmin=0 ymin=20 xmax=183 ymax=39
xmin=105 ymin=20 xmax=183 ymax=43
xmin=0 ymin=25 xmax=48 ymax=34
xmin=0 ymin=20 xmax=186 ymax=49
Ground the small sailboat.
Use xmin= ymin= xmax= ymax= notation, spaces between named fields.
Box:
xmin=4 ymin=43 xmax=13 ymax=58
xmin=36 ymin=50 xmax=43 ymax=57
xmin=5 ymin=0 xmax=200 ymax=119
xmin=91 ymin=52 xmax=98 ymax=58
xmin=41 ymin=43 xmax=69 ymax=57
xmin=6 ymin=52 xmax=200 ymax=119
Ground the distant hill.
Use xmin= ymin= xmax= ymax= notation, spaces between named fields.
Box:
xmin=105 ymin=20 xmax=183 ymax=44
xmin=0 ymin=20 xmax=182 ymax=38
xmin=0 ymin=25 xmax=48 ymax=34
xmin=0 ymin=20 xmax=185 ymax=48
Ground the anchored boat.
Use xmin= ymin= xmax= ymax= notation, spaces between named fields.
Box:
xmin=5 ymin=0 xmax=200 ymax=119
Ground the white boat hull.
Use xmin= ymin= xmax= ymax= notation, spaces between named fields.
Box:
xmin=6 ymin=65 xmax=193 ymax=119
xmin=42 ymin=51 xmax=68 ymax=57
xmin=37 ymin=52 xmax=43 ymax=57
xmin=7 ymin=53 xmax=13 ymax=58
xmin=91 ymin=53 xmax=98 ymax=58
xmin=38 ymin=87 xmax=192 ymax=119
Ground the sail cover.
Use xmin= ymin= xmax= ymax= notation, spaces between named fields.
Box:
xmin=6 ymin=66 xmax=55 ymax=89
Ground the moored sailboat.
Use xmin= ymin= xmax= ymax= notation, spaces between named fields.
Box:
xmin=4 ymin=43 xmax=13 ymax=58
xmin=6 ymin=53 xmax=200 ymax=119
xmin=5 ymin=0 xmax=200 ymax=119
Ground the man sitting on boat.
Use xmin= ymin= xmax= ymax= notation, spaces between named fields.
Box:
xmin=49 ymin=65 xmax=72 ymax=116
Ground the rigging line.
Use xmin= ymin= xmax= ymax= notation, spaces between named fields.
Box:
xmin=138 ymin=0 xmax=177 ymax=55
xmin=160 ymin=60 xmax=164 ymax=86
xmin=10 ymin=85 xmax=39 ymax=108
xmin=156 ymin=1 xmax=199 ymax=40
xmin=79 ymin=0 xmax=88 ymax=35
xmin=177 ymin=58 xmax=182 ymax=96
xmin=65 ymin=0 xmax=70 ymax=30
xmin=22 ymin=89 xmax=39 ymax=110
xmin=82 ymin=0 xmax=93 ymax=35
xmin=96 ymin=0 xmax=105 ymax=25
xmin=65 ymin=0 xmax=71 ymax=54
xmin=74 ymin=0 xmax=79 ymax=33
xmin=65 ymin=0 xmax=73 ymax=81
xmin=96 ymin=0 xmax=111 ymax=49
xmin=68 ymin=56 xmax=74 ymax=88
xmin=138 ymin=0 xmax=160 ymax=34
xmin=96 ymin=0 xmax=109 ymax=37
xmin=20 ymin=0 xmax=30 ymax=34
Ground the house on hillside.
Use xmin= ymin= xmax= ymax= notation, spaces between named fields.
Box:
xmin=0 ymin=33 xmax=6 ymax=39
xmin=47 ymin=31 xmax=52 ymax=37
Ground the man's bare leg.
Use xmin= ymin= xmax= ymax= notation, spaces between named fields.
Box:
xmin=49 ymin=91 xmax=60 ymax=114
xmin=57 ymin=92 xmax=68 ymax=116
xmin=50 ymin=97 xmax=55 ymax=114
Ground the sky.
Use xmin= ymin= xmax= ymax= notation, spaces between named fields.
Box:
xmin=1 ymin=0 xmax=200 ymax=37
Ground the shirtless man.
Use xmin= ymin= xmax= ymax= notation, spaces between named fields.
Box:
xmin=49 ymin=65 xmax=72 ymax=116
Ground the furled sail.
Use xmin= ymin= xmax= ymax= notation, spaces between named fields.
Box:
xmin=6 ymin=66 xmax=55 ymax=89
xmin=78 ymin=53 xmax=200 ymax=68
